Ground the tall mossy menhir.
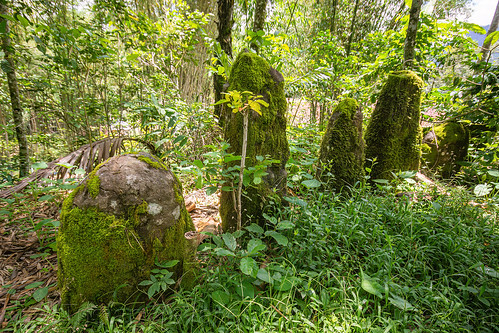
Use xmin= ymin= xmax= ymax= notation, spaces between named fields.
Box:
xmin=220 ymin=51 xmax=289 ymax=231
xmin=365 ymin=70 xmax=424 ymax=179
xmin=57 ymin=153 xmax=196 ymax=313
xmin=318 ymin=98 xmax=364 ymax=191
xmin=422 ymin=122 xmax=469 ymax=178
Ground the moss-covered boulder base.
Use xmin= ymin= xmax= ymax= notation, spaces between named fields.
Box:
xmin=57 ymin=153 xmax=195 ymax=312
xmin=365 ymin=70 xmax=424 ymax=179
xmin=318 ymin=98 xmax=364 ymax=191
xmin=220 ymin=51 xmax=289 ymax=231
xmin=422 ymin=122 xmax=469 ymax=178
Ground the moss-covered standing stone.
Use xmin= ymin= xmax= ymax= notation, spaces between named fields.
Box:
xmin=220 ymin=51 xmax=289 ymax=231
xmin=422 ymin=122 xmax=469 ymax=178
xmin=318 ymin=98 xmax=364 ymax=191
xmin=57 ymin=153 xmax=195 ymax=312
xmin=365 ymin=70 xmax=423 ymax=179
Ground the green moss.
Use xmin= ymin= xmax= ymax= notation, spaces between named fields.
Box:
xmin=220 ymin=51 xmax=289 ymax=231
xmin=86 ymin=170 xmax=101 ymax=199
xmin=365 ymin=70 xmax=424 ymax=179
xmin=137 ymin=155 xmax=168 ymax=170
xmin=422 ymin=122 xmax=469 ymax=178
xmin=318 ymin=98 xmax=365 ymax=192
xmin=58 ymin=205 xmax=147 ymax=313
xmin=58 ymin=159 xmax=196 ymax=312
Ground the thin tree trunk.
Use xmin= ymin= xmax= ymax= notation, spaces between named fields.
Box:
xmin=403 ymin=0 xmax=423 ymax=69
xmin=330 ymin=0 xmax=338 ymax=34
xmin=237 ymin=111 xmax=249 ymax=231
xmin=251 ymin=0 xmax=267 ymax=53
xmin=214 ymin=0 xmax=234 ymax=122
xmin=0 ymin=2 xmax=29 ymax=177
xmin=345 ymin=0 xmax=360 ymax=57
xmin=480 ymin=0 xmax=499 ymax=63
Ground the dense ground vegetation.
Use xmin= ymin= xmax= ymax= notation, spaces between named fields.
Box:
xmin=0 ymin=0 xmax=498 ymax=332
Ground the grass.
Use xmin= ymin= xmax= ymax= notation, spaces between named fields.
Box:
xmin=5 ymin=180 xmax=497 ymax=332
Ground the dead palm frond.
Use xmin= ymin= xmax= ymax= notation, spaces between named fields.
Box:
xmin=0 ymin=137 xmax=157 ymax=198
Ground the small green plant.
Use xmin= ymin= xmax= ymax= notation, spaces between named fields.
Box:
xmin=139 ymin=260 xmax=179 ymax=299
xmin=215 ymin=90 xmax=269 ymax=231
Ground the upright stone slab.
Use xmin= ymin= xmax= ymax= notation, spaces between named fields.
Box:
xmin=422 ymin=122 xmax=469 ymax=178
xmin=57 ymin=153 xmax=195 ymax=312
xmin=318 ymin=98 xmax=364 ymax=191
xmin=365 ymin=70 xmax=423 ymax=179
xmin=220 ymin=51 xmax=289 ymax=231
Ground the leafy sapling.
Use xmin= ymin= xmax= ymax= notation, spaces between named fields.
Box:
xmin=215 ymin=90 xmax=269 ymax=230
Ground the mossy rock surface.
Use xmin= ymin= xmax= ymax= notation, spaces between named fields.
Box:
xmin=365 ymin=70 xmax=423 ymax=179
xmin=220 ymin=51 xmax=289 ymax=231
xmin=318 ymin=98 xmax=365 ymax=191
xmin=422 ymin=122 xmax=469 ymax=178
xmin=57 ymin=153 xmax=195 ymax=312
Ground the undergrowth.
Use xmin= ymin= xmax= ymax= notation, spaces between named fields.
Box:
xmin=7 ymin=182 xmax=498 ymax=333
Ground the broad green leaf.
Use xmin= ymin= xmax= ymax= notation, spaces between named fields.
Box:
xmin=487 ymin=169 xmax=499 ymax=178
xmin=284 ymin=196 xmax=308 ymax=208
xmin=240 ymin=257 xmax=258 ymax=277
xmin=388 ymin=294 xmax=415 ymax=311
xmin=238 ymin=281 xmax=255 ymax=298
xmin=211 ymin=290 xmax=231 ymax=305
xmin=265 ymin=231 xmax=288 ymax=246
xmin=245 ymin=223 xmax=264 ymax=234
xmin=16 ymin=15 xmax=29 ymax=27
xmin=126 ymin=53 xmax=140 ymax=61
xmin=38 ymin=195 xmax=53 ymax=202
xmin=138 ymin=280 xmax=153 ymax=286
xmin=147 ymin=284 xmax=159 ymax=298
xmin=56 ymin=162 xmax=74 ymax=169
xmin=475 ymin=265 xmax=499 ymax=278
xmin=25 ymin=281 xmax=44 ymax=290
xmin=192 ymin=160 xmax=204 ymax=169
xmin=157 ymin=260 xmax=179 ymax=268
xmin=301 ymin=179 xmax=321 ymax=188
xmin=398 ymin=171 xmax=416 ymax=178
xmin=474 ymin=184 xmax=492 ymax=197
xmin=222 ymin=233 xmax=237 ymax=251
xmin=274 ymin=277 xmax=294 ymax=291
xmin=461 ymin=22 xmax=486 ymax=34
xmin=214 ymin=248 xmax=235 ymax=257
xmin=31 ymin=162 xmax=48 ymax=170
xmin=257 ymin=268 xmax=272 ymax=283
xmin=277 ymin=221 xmax=294 ymax=230
xmin=224 ymin=155 xmax=241 ymax=163
xmin=373 ymin=179 xmax=389 ymax=184
xmin=33 ymin=287 xmax=49 ymax=302
xmin=484 ymin=31 xmax=499 ymax=46
xmin=361 ymin=271 xmax=384 ymax=298
xmin=247 ymin=238 xmax=266 ymax=255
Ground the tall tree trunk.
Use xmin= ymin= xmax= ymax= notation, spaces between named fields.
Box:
xmin=213 ymin=0 xmax=234 ymax=122
xmin=480 ymin=0 xmax=499 ymax=63
xmin=329 ymin=0 xmax=338 ymax=34
xmin=0 ymin=2 xmax=29 ymax=177
xmin=403 ymin=0 xmax=423 ymax=69
xmin=251 ymin=0 xmax=267 ymax=53
xmin=345 ymin=0 xmax=360 ymax=57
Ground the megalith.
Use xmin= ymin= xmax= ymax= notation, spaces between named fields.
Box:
xmin=220 ymin=51 xmax=289 ymax=231
xmin=318 ymin=98 xmax=364 ymax=191
xmin=365 ymin=70 xmax=423 ymax=179
xmin=57 ymin=153 xmax=196 ymax=312
xmin=422 ymin=122 xmax=469 ymax=178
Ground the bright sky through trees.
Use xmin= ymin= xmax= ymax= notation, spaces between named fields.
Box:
xmin=468 ymin=0 xmax=497 ymax=25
